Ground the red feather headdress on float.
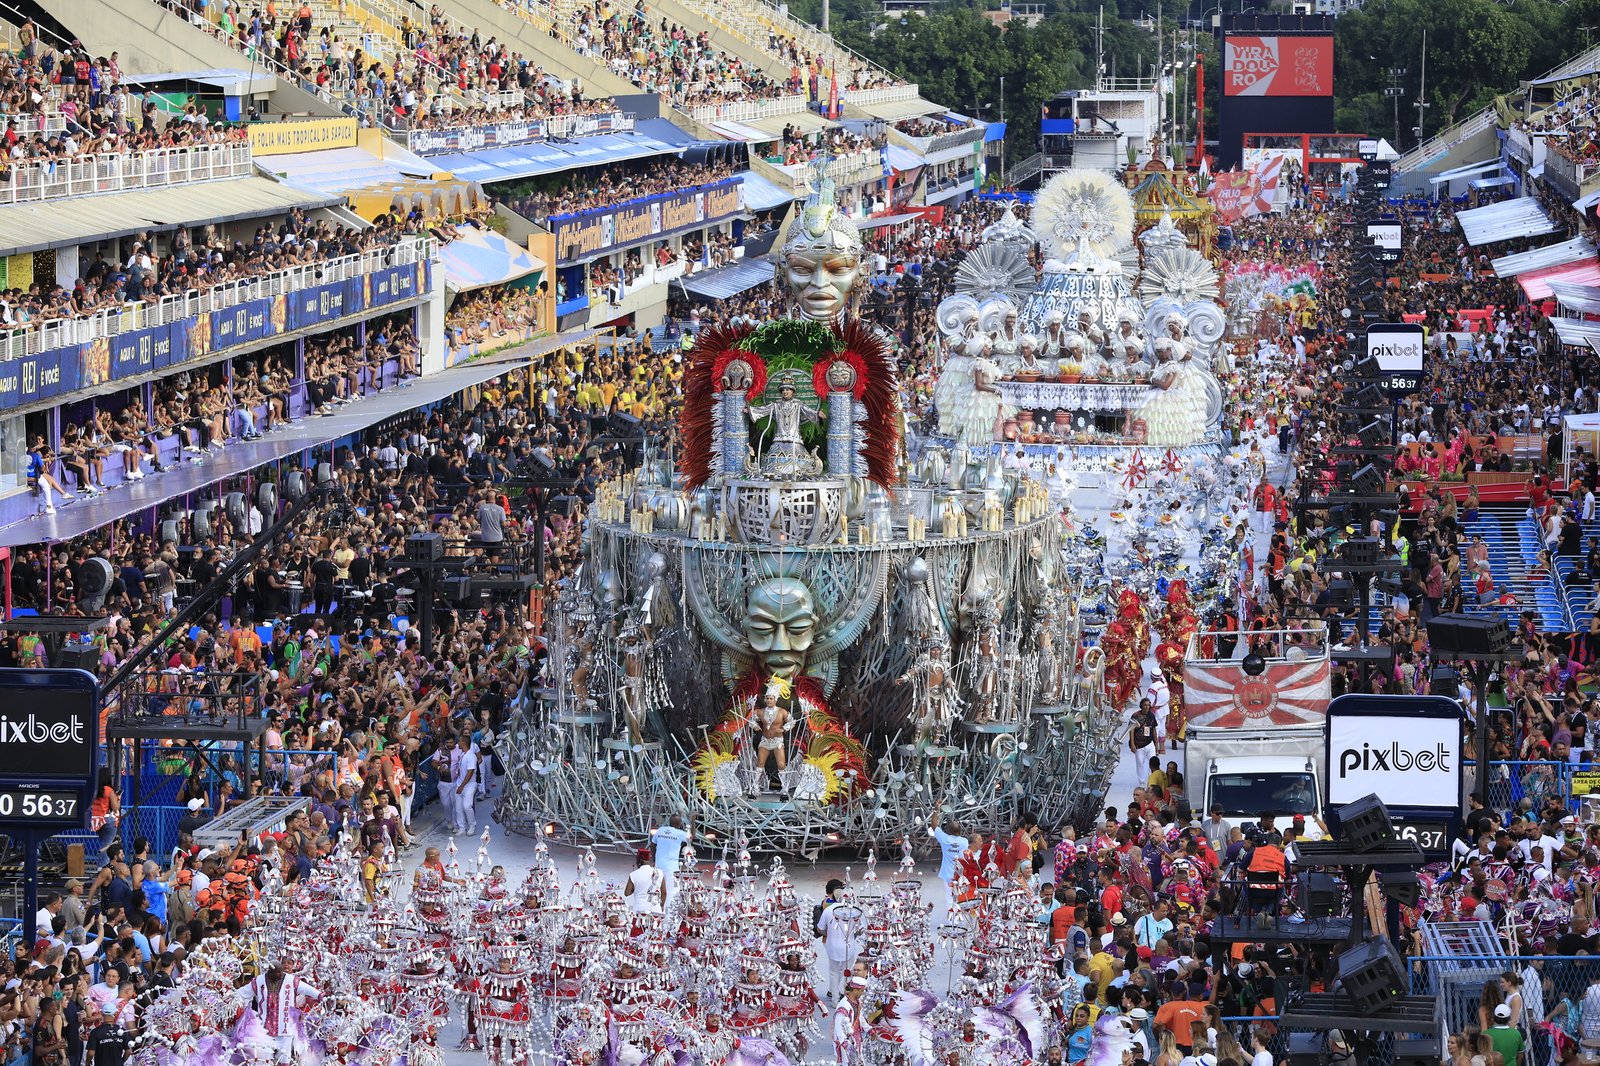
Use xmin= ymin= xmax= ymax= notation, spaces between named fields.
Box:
xmin=677 ymin=318 xmax=900 ymax=491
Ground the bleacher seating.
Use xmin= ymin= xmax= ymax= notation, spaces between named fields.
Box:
xmin=1459 ymin=509 xmax=1571 ymax=631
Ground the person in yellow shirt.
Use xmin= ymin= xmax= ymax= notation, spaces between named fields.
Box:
xmin=600 ymin=380 xmax=618 ymax=410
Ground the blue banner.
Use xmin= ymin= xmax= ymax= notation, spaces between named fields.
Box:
xmin=369 ymin=263 xmax=419 ymax=307
xmin=19 ymin=347 xmax=73 ymax=404
xmin=211 ymin=297 xmax=281 ymax=350
xmin=550 ymin=177 xmax=743 ymax=263
xmin=0 ymin=358 xmax=19 ymax=410
xmin=287 ymin=279 xmax=365 ymax=331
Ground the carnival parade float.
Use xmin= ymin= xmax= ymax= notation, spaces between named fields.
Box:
xmin=497 ymin=175 xmax=1128 ymax=854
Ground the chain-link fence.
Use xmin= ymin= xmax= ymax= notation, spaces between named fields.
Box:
xmin=1467 ymin=760 xmax=1600 ymax=824
xmin=1412 ymin=956 xmax=1600 ymax=1066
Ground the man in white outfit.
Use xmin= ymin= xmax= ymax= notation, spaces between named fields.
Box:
xmin=651 ymin=815 xmax=692 ymax=908
xmin=624 ymin=848 xmax=665 ymax=914
xmin=448 ymin=733 xmax=478 ymax=835
xmin=818 ymin=883 xmax=862 ymax=1001
xmin=929 ymin=811 xmax=969 ymax=920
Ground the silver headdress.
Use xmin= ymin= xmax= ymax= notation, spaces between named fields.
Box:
xmin=780 ymin=156 xmax=864 ymax=260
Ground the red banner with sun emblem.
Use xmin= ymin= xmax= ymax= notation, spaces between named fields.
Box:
xmin=1180 ymin=657 xmax=1330 ymax=729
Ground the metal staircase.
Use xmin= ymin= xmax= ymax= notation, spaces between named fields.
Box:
xmin=1396 ymin=41 xmax=1600 ymax=173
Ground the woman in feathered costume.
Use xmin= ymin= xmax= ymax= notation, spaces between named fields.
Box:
xmin=943 ymin=334 xmax=1011 ymax=447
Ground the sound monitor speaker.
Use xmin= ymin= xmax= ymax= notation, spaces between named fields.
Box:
xmin=406 ymin=533 xmax=444 ymax=563
xmin=1428 ymin=612 xmax=1511 ymax=655
xmin=440 ymin=575 xmax=473 ymax=603
xmin=1285 ymin=1032 xmax=1323 ymax=1066
xmin=58 ymin=644 xmax=100 ymax=672
xmin=1297 ymin=872 xmax=1341 ymax=918
xmin=1338 ymin=792 xmax=1394 ymax=851
xmin=1342 ymin=538 xmax=1380 ymax=568
xmin=1336 ymin=935 xmax=1406 ymax=1013
xmin=1383 ymin=869 xmax=1421 ymax=907
xmin=1350 ymin=464 xmax=1386 ymax=497
xmin=1429 ymin=664 xmax=1461 ymax=697
xmin=1394 ymin=1038 xmax=1444 ymax=1066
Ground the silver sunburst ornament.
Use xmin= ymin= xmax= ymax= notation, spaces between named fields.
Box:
xmin=953 ymin=243 xmax=1035 ymax=302
xmin=1139 ymin=247 xmax=1220 ymax=303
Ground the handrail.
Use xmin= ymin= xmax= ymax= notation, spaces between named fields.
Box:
xmin=402 ymin=108 xmax=633 ymax=152
xmin=0 ymin=143 xmax=253 ymax=205
xmin=688 ymin=93 xmax=808 ymax=125
xmin=848 ymin=85 xmax=919 ymax=107
xmin=0 ymin=236 xmax=436 ymax=364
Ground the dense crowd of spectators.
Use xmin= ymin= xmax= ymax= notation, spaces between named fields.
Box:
xmin=501 ymin=157 xmax=737 ymax=222
xmin=0 ymin=211 xmax=425 ymax=346
xmin=566 ymin=0 xmax=790 ymax=107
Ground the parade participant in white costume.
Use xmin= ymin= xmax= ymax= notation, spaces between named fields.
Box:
xmin=1140 ymin=333 xmax=1210 ymax=446
xmin=946 ymin=335 xmax=1011 ymax=446
xmin=1009 ymin=334 xmax=1051 ymax=377
xmin=832 ymin=978 xmax=866 ymax=1065
xmin=241 ymin=962 xmax=322 ymax=1063
xmin=1039 ymin=310 xmax=1067 ymax=363
xmin=990 ymin=305 xmax=1022 ymax=363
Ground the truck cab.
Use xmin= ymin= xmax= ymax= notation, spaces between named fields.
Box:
xmin=1203 ymin=753 xmax=1325 ymax=840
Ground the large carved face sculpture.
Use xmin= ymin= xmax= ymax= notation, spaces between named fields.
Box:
xmin=742 ymin=577 xmax=817 ymax=682
xmin=786 ymin=243 xmax=861 ymax=322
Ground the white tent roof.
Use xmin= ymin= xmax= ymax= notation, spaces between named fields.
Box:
xmin=1457 ymin=197 xmax=1558 ymax=246
xmin=1565 ymin=411 xmax=1600 ymax=433
xmin=1492 ymin=236 xmax=1596 ymax=277
xmin=1551 ymin=281 xmax=1600 ymax=315
xmin=1551 ymin=316 xmax=1600 ymax=347
xmin=1430 ymin=158 xmax=1502 ymax=185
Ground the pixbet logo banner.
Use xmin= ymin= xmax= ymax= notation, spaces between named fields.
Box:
xmin=1324 ymin=695 xmax=1463 ymax=811
xmin=0 ymin=714 xmax=84 ymax=745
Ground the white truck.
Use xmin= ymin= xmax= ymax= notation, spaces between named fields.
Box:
xmin=1183 ymin=726 xmax=1326 ymax=839
xmin=1179 ymin=628 xmax=1333 ymax=840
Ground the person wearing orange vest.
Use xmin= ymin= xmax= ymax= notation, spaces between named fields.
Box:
xmin=1245 ymin=831 xmax=1288 ymax=930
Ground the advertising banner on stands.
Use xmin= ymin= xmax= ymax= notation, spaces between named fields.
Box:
xmin=287 ymin=279 xmax=367 ymax=331
xmin=210 ymin=296 xmax=285 ymax=351
xmin=0 ymin=261 xmax=427 ymax=413
xmin=551 ymin=178 xmax=745 ymax=263
xmin=368 ymin=262 xmax=421 ymax=307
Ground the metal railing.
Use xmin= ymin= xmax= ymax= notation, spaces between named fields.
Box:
xmin=848 ymin=84 xmax=919 ymax=107
xmin=1412 ymin=954 xmax=1595 ymax=1065
xmin=688 ymin=93 xmax=808 ymax=125
xmin=0 ymin=235 xmax=436 ymax=363
xmin=0 ymin=109 xmax=70 ymax=135
xmin=0 ymin=142 xmax=253 ymax=205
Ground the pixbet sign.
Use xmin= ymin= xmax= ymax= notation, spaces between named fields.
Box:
xmin=1337 ymin=740 xmax=1451 ymax=778
xmin=0 ymin=713 xmax=85 ymax=746
xmin=1365 ymin=322 xmax=1426 ymax=396
xmin=1324 ymin=694 xmax=1463 ymax=814
xmin=0 ymin=673 xmax=98 ymax=783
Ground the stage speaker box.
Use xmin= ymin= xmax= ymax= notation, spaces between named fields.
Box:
xmin=1382 ymin=869 xmax=1421 ymax=908
xmin=1336 ymin=935 xmax=1406 ymax=1013
xmin=58 ymin=644 xmax=100 ymax=672
xmin=1296 ymin=872 xmax=1341 ymax=918
xmin=1393 ymin=1038 xmax=1444 ymax=1066
xmin=406 ymin=533 xmax=444 ymax=563
xmin=1338 ymin=793 xmax=1394 ymax=852
xmin=1341 ymin=538 xmax=1380 ymax=568
xmin=440 ymin=576 xmax=473 ymax=603
xmin=1429 ymin=665 xmax=1461 ymax=697
xmin=1428 ymin=613 xmax=1512 ymax=655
